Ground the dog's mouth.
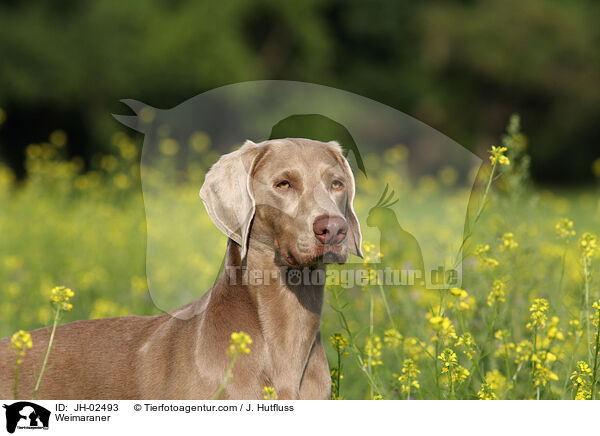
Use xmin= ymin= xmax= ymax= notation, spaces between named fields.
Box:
xmin=283 ymin=245 xmax=347 ymax=267
xmin=285 ymin=255 xmax=299 ymax=266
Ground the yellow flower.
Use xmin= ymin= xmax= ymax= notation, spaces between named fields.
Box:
xmin=494 ymin=329 xmax=509 ymax=342
xmin=361 ymin=241 xmax=383 ymax=266
xmin=228 ymin=331 xmax=252 ymax=355
xmin=10 ymin=330 xmax=33 ymax=363
xmin=487 ymin=279 xmax=506 ymax=307
xmin=139 ymin=106 xmax=156 ymax=123
xmin=499 ymin=233 xmax=518 ymax=252
xmin=579 ymin=232 xmax=597 ymax=264
xmin=477 ymin=382 xmax=497 ymax=400
xmin=113 ymin=173 xmax=131 ymax=190
xmin=263 ymin=386 xmax=278 ymax=400
xmin=329 ymin=333 xmax=349 ymax=353
xmin=494 ymin=329 xmax=516 ymax=361
xmin=438 ymin=348 xmax=469 ymax=383
xmin=397 ymin=359 xmax=420 ymax=396
xmin=570 ymin=361 xmax=592 ymax=400
xmin=428 ymin=315 xmax=458 ymax=343
xmin=526 ymin=298 xmax=549 ymax=331
xmin=100 ymin=155 xmax=118 ymax=172
xmin=364 ymin=335 xmax=383 ymax=367
xmin=50 ymin=286 xmax=75 ymax=311
xmin=330 ymin=367 xmax=344 ymax=399
xmin=189 ymin=131 xmax=211 ymax=153
xmin=89 ymin=299 xmax=129 ymax=319
xmin=403 ymin=337 xmax=425 ymax=361
xmin=547 ymin=316 xmax=564 ymax=341
xmin=575 ymin=388 xmax=591 ymax=400
xmin=485 ymin=369 xmax=507 ymax=391
xmin=489 ymin=145 xmax=510 ymax=166
xmin=455 ymin=333 xmax=477 ymax=360
xmin=592 ymin=299 xmax=600 ymax=328
xmin=159 ymin=138 xmax=179 ymax=156
xmin=475 ymin=244 xmax=499 ymax=269
xmin=383 ymin=328 xmax=403 ymax=349
xmin=330 ymin=367 xmax=344 ymax=382
xmin=568 ymin=319 xmax=582 ymax=338
xmin=515 ymin=340 xmax=533 ymax=364
xmin=533 ymin=360 xmax=558 ymax=388
xmin=130 ymin=276 xmax=148 ymax=296
xmin=448 ymin=288 xmax=473 ymax=311
xmin=555 ymin=218 xmax=576 ymax=243
xmin=450 ymin=287 xmax=466 ymax=297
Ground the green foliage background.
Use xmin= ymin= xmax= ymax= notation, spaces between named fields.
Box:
xmin=1 ymin=0 xmax=599 ymax=183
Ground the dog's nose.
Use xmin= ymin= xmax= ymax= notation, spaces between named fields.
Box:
xmin=313 ymin=215 xmax=348 ymax=245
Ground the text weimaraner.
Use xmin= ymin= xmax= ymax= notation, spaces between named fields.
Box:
xmin=0 ymin=138 xmax=363 ymax=399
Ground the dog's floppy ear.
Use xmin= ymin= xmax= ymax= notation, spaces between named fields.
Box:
xmin=200 ymin=140 xmax=264 ymax=259
xmin=327 ymin=141 xmax=364 ymax=258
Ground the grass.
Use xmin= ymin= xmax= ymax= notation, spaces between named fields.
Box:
xmin=1 ymin=118 xmax=599 ymax=399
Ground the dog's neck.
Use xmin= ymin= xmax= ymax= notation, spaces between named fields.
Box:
xmin=221 ymin=237 xmax=325 ymax=313
xmin=221 ymin=238 xmax=324 ymax=394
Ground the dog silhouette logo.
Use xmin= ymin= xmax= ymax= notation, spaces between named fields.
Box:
xmin=2 ymin=402 xmax=50 ymax=434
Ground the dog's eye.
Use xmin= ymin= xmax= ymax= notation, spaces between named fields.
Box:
xmin=331 ymin=180 xmax=344 ymax=190
xmin=276 ymin=180 xmax=291 ymax=190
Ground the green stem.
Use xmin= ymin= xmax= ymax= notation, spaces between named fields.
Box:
xmin=376 ymin=283 xmax=403 ymax=362
xmin=472 ymin=302 xmax=499 ymax=382
xmin=456 ymin=311 xmax=484 ymax=388
xmin=591 ymin=309 xmax=600 ymax=399
xmin=530 ymin=328 xmax=537 ymax=399
xmin=335 ymin=348 xmax=341 ymax=399
xmin=367 ymin=288 xmax=374 ymax=398
xmin=557 ymin=244 xmax=568 ymax=295
xmin=502 ymin=337 xmax=515 ymax=396
xmin=330 ymin=289 xmax=384 ymax=398
xmin=562 ymin=328 xmax=584 ymax=394
xmin=452 ymin=162 xmax=498 ymax=269
xmin=433 ymin=290 xmax=450 ymax=399
xmin=33 ymin=308 xmax=61 ymax=399
xmin=377 ymin=283 xmax=397 ymax=332
xmin=584 ymin=256 xmax=592 ymax=363
xmin=13 ymin=362 xmax=20 ymax=400
xmin=433 ymin=340 xmax=441 ymax=399
xmin=512 ymin=361 xmax=524 ymax=386
xmin=213 ymin=354 xmax=239 ymax=400
xmin=474 ymin=162 xmax=498 ymax=224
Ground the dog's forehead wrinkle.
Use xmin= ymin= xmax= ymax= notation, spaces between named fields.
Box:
xmin=255 ymin=143 xmax=338 ymax=190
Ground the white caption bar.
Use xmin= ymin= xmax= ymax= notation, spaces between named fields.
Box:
xmin=0 ymin=400 xmax=591 ymax=436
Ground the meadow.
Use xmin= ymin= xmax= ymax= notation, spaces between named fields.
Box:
xmin=1 ymin=116 xmax=599 ymax=400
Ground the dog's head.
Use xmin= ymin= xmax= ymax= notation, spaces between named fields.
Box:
xmin=200 ymin=138 xmax=363 ymax=266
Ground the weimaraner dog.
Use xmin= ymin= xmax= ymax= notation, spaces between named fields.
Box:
xmin=0 ymin=138 xmax=362 ymax=399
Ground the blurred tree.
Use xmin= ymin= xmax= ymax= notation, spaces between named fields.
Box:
xmin=416 ymin=0 xmax=600 ymax=184
xmin=0 ymin=0 xmax=598 ymax=183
